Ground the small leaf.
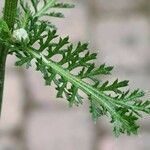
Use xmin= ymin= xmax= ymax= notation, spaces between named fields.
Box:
xmin=0 ymin=19 xmax=11 ymax=40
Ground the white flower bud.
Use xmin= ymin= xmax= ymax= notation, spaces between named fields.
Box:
xmin=13 ymin=28 xmax=29 ymax=43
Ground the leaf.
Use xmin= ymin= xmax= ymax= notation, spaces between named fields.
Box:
xmin=52 ymin=2 xmax=75 ymax=8
xmin=0 ymin=19 xmax=11 ymax=40
xmin=20 ymin=0 xmax=74 ymax=21
xmin=99 ymin=79 xmax=129 ymax=94
xmin=0 ymin=19 xmax=9 ymax=32
xmin=5 ymin=0 xmax=150 ymax=137
xmin=44 ymin=12 xmax=64 ymax=18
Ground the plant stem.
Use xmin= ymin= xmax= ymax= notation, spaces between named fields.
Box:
xmin=0 ymin=0 xmax=18 ymax=116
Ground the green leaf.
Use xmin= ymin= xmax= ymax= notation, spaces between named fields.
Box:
xmin=5 ymin=1 xmax=150 ymax=137
xmin=19 ymin=0 xmax=74 ymax=22
xmin=52 ymin=2 xmax=75 ymax=8
xmin=33 ymin=0 xmax=56 ymax=18
xmin=0 ymin=19 xmax=11 ymax=41
xmin=0 ymin=19 xmax=9 ymax=32
xmin=44 ymin=12 xmax=64 ymax=18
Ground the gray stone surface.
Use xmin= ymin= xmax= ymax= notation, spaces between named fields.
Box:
xmin=99 ymin=0 xmax=143 ymax=11
xmin=0 ymin=72 xmax=24 ymax=132
xmin=98 ymin=133 xmax=150 ymax=150
xmin=26 ymin=110 xmax=95 ymax=150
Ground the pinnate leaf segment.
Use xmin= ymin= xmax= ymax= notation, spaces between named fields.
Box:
xmin=0 ymin=0 xmax=150 ymax=136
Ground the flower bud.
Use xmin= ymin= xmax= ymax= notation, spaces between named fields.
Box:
xmin=13 ymin=28 xmax=29 ymax=43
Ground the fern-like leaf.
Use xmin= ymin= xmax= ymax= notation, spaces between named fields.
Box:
xmin=2 ymin=0 xmax=149 ymax=137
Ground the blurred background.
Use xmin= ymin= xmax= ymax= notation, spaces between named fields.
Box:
xmin=0 ymin=0 xmax=150 ymax=149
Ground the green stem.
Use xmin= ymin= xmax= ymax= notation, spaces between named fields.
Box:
xmin=0 ymin=0 xmax=18 ymax=116
xmin=3 ymin=0 xmax=18 ymax=30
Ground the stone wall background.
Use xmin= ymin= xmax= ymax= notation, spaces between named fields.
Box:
xmin=0 ymin=0 xmax=150 ymax=150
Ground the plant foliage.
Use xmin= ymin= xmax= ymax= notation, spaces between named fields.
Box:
xmin=0 ymin=0 xmax=150 ymax=136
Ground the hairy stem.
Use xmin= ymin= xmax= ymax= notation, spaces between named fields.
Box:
xmin=0 ymin=0 xmax=18 ymax=116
